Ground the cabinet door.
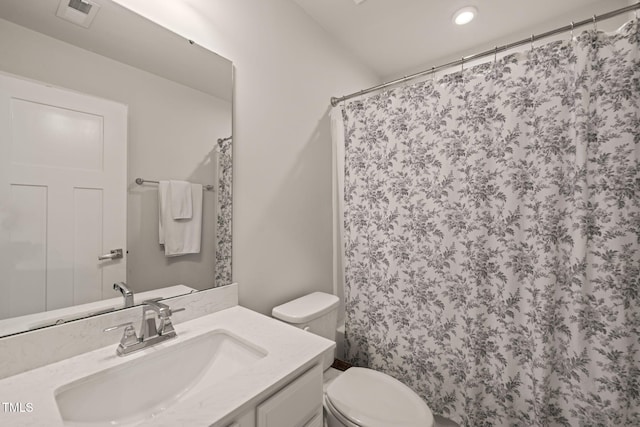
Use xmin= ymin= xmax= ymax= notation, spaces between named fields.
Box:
xmin=256 ymin=364 xmax=323 ymax=427
xmin=225 ymin=407 xmax=255 ymax=427
xmin=304 ymin=413 xmax=323 ymax=427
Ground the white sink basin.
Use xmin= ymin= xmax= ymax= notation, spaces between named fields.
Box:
xmin=54 ymin=330 xmax=267 ymax=426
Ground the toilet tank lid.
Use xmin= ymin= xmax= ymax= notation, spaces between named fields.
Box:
xmin=272 ymin=292 xmax=339 ymax=324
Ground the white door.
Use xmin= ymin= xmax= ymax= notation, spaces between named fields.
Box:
xmin=0 ymin=72 xmax=127 ymax=320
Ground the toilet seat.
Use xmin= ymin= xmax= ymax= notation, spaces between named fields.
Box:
xmin=325 ymin=368 xmax=434 ymax=427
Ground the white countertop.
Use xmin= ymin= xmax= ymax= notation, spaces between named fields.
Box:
xmin=0 ymin=306 xmax=334 ymax=426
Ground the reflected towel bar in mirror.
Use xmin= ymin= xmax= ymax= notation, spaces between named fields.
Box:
xmin=135 ymin=178 xmax=215 ymax=192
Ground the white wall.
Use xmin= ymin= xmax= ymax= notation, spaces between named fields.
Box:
xmin=114 ymin=0 xmax=379 ymax=315
xmin=0 ymin=18 xmax=231 ymax=294
xmin=388 ymin=0 xmax=635 ymax=80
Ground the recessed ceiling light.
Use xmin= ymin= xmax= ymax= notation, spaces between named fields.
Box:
xmin=453 ymin=6 xmax=478 ymax=25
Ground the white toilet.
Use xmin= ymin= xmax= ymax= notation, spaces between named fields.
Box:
xmin=272 ymin=292 xmax=434 ymax=427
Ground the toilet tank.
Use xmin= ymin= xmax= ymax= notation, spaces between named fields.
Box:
xmin=272 ymin=292 xmax=339 ymax=370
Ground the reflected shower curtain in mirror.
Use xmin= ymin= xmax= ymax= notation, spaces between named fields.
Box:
xmin=215 ymin=137 xmax=233 ymax=286
xmin=336 ymin=20 xmax=640 ymax=427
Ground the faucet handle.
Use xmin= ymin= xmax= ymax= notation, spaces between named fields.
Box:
xmin=103 ymin=321 xmax=134 ymax=333
xmin=156 ymin=307 xmax=185 ymax=336
xmin=103 ymin=322 xmax=139 ymax=347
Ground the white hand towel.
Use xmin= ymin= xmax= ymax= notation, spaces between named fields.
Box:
xmin=158 ymin=180 xmax=170 ymax=245
xmin=169 ymin=180 xmax=193 ymax=219
xmin=158 ymin=183 xmax=203 ymax=257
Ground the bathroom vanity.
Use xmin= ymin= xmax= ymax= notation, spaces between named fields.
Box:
xmin=0 ymin=285 xmax=334 ymax=426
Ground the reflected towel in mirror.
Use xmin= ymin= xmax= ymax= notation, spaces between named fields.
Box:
xmin=169 ymin=180 xmax=193 ymax=219
xmin=158 ymin=181 xmax=203 ymax=256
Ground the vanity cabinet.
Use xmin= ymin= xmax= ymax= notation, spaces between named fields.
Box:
xmin=256 ymin=364 xmax=323 ymax=427
xmin=225 ymin=409 xmax=255 ymax=427
xmin=225 ymin=364 xmax=323 ymax=427
xmin=0 ymin=303 xmax=334 ymax=427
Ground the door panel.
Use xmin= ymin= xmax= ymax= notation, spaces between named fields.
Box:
xmin=8 ymin=184 xmax=47 ymax=318
xmin=10 ymin=98 xmax=104 ymax=171
xmin=73 ymin=188 xmax=103 ymax=305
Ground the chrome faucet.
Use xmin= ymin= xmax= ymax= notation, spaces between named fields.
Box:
xmin=103 ymin=299 xmax=185 ymax=356
xmin=113 ymin=282 xmax=134 ymax=308
xmin=140 ymin=298 xmax=180 ymax=339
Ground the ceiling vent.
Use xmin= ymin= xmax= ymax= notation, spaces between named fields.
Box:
xmin=56 ymin=0 xmax=100 ymax=28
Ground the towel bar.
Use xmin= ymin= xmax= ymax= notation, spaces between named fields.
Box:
xmin=135 ymin=178 xmax=214 ymax=192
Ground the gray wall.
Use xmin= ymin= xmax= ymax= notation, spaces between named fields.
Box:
xmin=114 ymin=0 xmax=380 ymax=315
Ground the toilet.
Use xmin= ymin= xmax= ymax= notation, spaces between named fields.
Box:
xmin=272 ymin=292 xmax=434 ymax=427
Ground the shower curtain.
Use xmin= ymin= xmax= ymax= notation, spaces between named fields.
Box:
xmin=215 ymin=137 xmax=233 ymax=286
xmin=335 ymin=20 xmax=640 ymax=427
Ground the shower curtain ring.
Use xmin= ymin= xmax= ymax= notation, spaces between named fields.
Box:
xmin=593 ymin=15 xmax=597 ymax=31
xmin=530 ymin=34 xmax=535 ymax=51
xmin=461 ymin=57 xmax=464 ymax=73
xmin=431 ymin=66 xmax=436 ymax=82
xmin=570 ymin=21 xmax=575 ymax=41
xmin=494 ymin=46 xmax=498 ymax=63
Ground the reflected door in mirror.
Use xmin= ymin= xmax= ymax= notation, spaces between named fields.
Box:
xmin=0 ymin=73 xmax=127 ymax=319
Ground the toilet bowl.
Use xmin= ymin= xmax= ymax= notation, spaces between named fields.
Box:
xmin=272 ymin=292 xmax=434 ymax=427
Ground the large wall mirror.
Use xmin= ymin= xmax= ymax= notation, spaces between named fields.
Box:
xmin=0 ymin=0 xmax=233 ymax=337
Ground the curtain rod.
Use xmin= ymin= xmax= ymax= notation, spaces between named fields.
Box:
xmin=217 ymin=136 xmax=232 ymax=144
xmin=330 ymin=2 xmax=640 ymax=107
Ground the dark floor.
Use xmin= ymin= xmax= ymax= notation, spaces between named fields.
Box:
xmin=434 ymin=414 xmax=460 ymax=427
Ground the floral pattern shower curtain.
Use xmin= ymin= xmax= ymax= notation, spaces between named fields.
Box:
xmin=215 ymin=137 xmax=233 ymax=286
xmin=339 ymin=21 xmax=640 ymax=426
